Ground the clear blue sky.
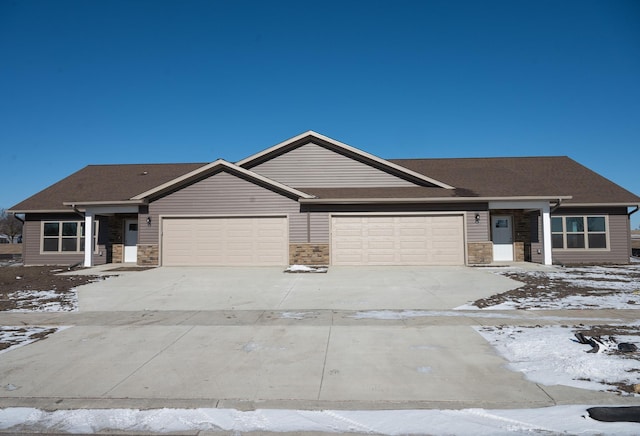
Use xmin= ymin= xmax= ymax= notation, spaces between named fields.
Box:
xmin=1 ymin=0 xmax=639 ymax=228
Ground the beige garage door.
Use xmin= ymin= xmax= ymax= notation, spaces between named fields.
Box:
xmin=162 ymin=217 xmax=288 ymax=266
xmin=331 ymin=215 xmax=464 ymax=265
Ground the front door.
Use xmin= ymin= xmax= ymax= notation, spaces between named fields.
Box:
xmin=124 ymin=219 xmax=138 ymax=263
xmin=492 ymin=215 xmax=514 ymax=261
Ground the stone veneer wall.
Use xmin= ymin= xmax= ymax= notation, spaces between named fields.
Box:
xmin=467 ymin=242 xmax=493 ymax=264
xmin=138 ymin=244 xmax=159 ymax=266
xmin=289 ymin=243 xmax=330 ymax=265
xmin=514 ymin=242 xmax=525 ymax=262
xmin=112 ymin=244 xmax=124 ymax=263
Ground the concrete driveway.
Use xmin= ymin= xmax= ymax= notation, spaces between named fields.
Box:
xmin=78 ymin=266 xmax=518 ymax=311
xmin=0 ymin=265 xmax=635 ymax=413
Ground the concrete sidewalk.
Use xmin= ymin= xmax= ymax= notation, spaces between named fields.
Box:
xmin=0 ymin=266 xmax=637 ymax=414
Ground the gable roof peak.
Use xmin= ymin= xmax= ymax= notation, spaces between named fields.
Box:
xmin=236 ymin=131 xmax=455 ymax=190
xmin=131 ymin=159 xmax=314 ymax=201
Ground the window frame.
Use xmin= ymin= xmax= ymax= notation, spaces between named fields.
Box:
xmin=41 ymin=220 xmax=99 ymax=254
xmin=550 ymin=215 xmax=609 ymax=251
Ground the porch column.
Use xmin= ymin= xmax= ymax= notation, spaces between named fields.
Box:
xmin=84 ymin=211 xmax=94 ymax=267
xmin=541 ymin=204 xmax=552 ymax=265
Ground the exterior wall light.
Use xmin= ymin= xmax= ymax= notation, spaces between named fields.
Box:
xmin=475 ymin=213 xmax=481 ymax=224
xmin=146 ymin=216 xmax=152 ymax=226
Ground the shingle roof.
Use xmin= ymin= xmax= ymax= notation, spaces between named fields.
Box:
xmin=10 ymin=163 xmax=206 ymax=211
xmin=9 ymin=156 xmax=640 ymax=212
xmin=389 ymin=156 xmax=640 ymax=204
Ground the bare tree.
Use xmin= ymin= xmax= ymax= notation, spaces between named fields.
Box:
xmin=0 ymin=209 xmax=23 ymax=243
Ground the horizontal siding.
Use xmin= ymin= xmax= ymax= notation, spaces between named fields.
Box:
xmin=466 ymin=210 xmax=490 ymax=242
xmin=145 ymin=171 xmax=306 ymax=245
xmin=23 ymin=213 xmax=108 ymax=266
xmin=551 ymin=208 xmax=631 ymax=264
xmin=310 ymin=212 xmax=330 ymax=243
xmin=250 ymin=142 xmax=417 ymax=188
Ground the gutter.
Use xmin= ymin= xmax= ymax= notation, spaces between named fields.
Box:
xmin=11 ymin=213 xmax=25 ymax=224
xmin=299 ymin=195 xmax=573 ymax=205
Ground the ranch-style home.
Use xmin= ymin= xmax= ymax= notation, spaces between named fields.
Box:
xmin=9 ymin=131 xmax=640 ymax=268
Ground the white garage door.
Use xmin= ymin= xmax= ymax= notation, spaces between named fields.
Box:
xmin=162 ymin=217 xmax=288 ymax=266
xmin=331 ymin=215 xmax=465 ymax=265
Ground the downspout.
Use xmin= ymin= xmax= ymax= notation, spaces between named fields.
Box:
xmin=71 ymin=204 xmax=85 ymax=218
xmin=550 ymin=198 xmax=563 ymax=213
xmin=629 ymin=206 xmax=639 ymax=218
xmin=11 ymin=213 xmax=25 ymax=224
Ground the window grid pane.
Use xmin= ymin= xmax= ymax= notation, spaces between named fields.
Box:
xmin=566 ymin=234 xmax=585 ymax=248
xmin=62 ymin=222 xmax=78 ymax=236
xmin=587 ymin=217 xmax=606 ymax=232
xmin=44 ymin=223 xmax=59 ymax=237
xmin=565 ymin=217 xmax=584 ymax=233
xmin=588 ymin=234 xmax=607 ymax=249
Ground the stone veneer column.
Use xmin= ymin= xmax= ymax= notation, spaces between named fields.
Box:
xmin=467 ymin=242 xmax=493 ymax=264
xmin=137 ymin=244 xmax=159 ymax=266
xmin=112 ymin=244 xmax=124 ymax=263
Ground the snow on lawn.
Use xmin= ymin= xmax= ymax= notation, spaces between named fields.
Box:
xmin=476 ymin=324 xmax=640 ymax=393
xmin=8 ymin=289 xmax=78 ymax=312
xmin=458 ymin=264 xmax=640 ymax=310
xmin=2 ymin=404 xmax=640 ymax=435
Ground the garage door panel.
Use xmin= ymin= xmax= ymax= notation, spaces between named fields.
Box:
xmin=162 ymin=217 xmax=288 ymax=266
xmin=332 ymin=215 xmax=464 ymax=266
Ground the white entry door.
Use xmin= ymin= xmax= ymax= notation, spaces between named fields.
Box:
xmin=492 ymin=215 xmax=514 ymax=261
xmin=124 ymin=219 xmax=138 ymax=263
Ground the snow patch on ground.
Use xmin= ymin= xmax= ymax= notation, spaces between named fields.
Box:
xmin=284 ymin=264 xmax=328 ymax=273
xmin=476 ymin=324 xmax=640 ymax=393
xmin=0 ymin=326 xmax=71 ymax=355
xmin=2 ymin=405 xmax=640 ymax=435
xmin=8 ymin=289 xmax=78 ymax=312
xmin=461 ymin=264 xmax=640 ymax=310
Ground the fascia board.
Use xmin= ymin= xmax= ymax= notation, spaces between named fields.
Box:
xmin=62 ymin=200 xmax=146 ymax=206
xmin=299 ymin=195 xmax=573 ymax=204
xmin=236 ymin=130 xmax=456 ymax=190
xmin=558 ymin=202 xmax=640 ymax=208
xmin=7 ymin=209 xmax=71 ymax=214
xmin=131 ymin=159 xmax=314 ymax=200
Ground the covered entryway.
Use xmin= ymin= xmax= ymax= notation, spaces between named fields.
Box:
xmin=331 ymin=214 xmax=465 ymax=265
xmin=161 ymin=216 xmax=288 ymax=266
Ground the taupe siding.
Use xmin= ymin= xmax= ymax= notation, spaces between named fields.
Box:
xmin=144 ymin=171 xmax=307 ymax=245
xmin=249 ymin=142 xmax=417 ymax=188
xmin=466 ymin=210 xmax=490 ymax=242
xmin=23 ymin=213 xmax=108 ymax=266
xmin=310 ymin=212 xmax=330 ymax=243
xmin=551 ymin=207 xmax=631 ymax=264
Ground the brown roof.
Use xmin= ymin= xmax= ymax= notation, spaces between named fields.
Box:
xmin=389 ymin=156 xmax=640 ymax=204
xmin=10 ymin=163 xmax=206 ymax=211
xmin=10 ymin=156 xmax=640 ymax=212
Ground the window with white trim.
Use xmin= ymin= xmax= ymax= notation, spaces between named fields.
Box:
xmin=42 ymin=221 xmax=98 ymax=253
xmin=551 ymin=216 xmax=607 ymax=249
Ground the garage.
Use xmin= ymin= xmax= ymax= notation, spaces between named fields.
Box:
xmin=331 ymin=215 xmax=465 ymax=265
xmin=162 ymin=216 xmax=288 ymax=266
